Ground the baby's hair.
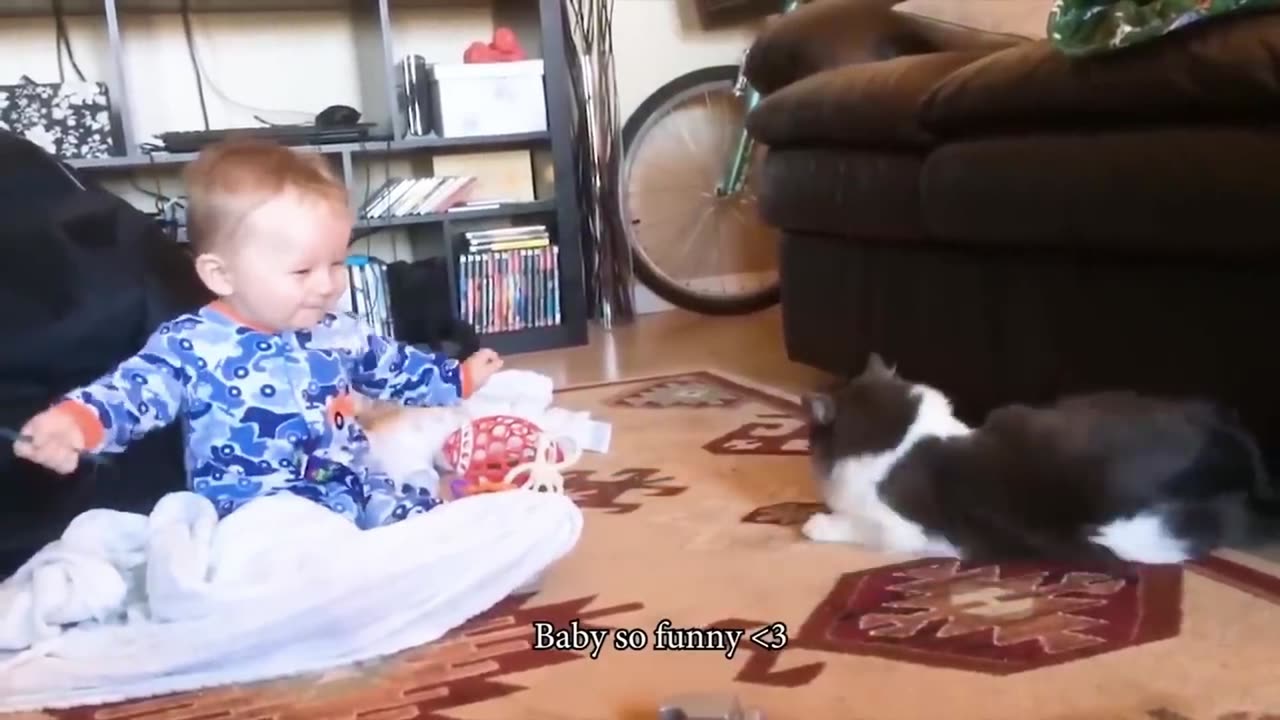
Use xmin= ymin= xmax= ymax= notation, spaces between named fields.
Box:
xmin=182 ymin=138 xmax=349 ymax=255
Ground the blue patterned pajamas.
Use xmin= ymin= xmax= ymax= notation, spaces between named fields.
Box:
xmin=58 ymin=303 xmax=468 ymax=529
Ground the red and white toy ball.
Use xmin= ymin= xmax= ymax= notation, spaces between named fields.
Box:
xmin=440 ymin=415 xmax=566 ymax=496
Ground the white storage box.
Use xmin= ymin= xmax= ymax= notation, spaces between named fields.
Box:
xmin=429 ymin=59 xmax=548 ymax=138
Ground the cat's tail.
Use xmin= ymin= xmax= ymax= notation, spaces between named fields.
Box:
xmin=1221 ymin=416 xmax=1280 ymax=544
xmin=1245 ymin=476 xmax=1280 ymax=544
xmin=1245 ymin=495 xmax=1280 ymax=546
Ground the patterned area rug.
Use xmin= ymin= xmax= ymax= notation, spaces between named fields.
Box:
xmin=9 ymin=371 xmax=1280 ymax=720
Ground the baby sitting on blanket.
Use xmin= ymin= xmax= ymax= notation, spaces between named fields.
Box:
xmin=13 ymin=138 xmax=504 ymax=530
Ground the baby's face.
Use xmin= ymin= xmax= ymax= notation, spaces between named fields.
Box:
xmin=223 ymin=191 xmax=352 ymax=332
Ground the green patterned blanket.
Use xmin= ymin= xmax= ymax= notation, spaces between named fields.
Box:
xmin=1047 ymin=0 xmax=1280 ymax=55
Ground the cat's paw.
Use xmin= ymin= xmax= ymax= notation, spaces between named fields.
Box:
xmin=801 ymin=512 xmax=860 ymax=543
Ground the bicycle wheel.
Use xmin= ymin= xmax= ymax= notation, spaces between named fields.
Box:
xmin=618 ymin=65 xmax=780 ymax=316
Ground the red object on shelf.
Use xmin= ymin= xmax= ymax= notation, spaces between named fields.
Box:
xmin=463 ymin=27 xmax=527 ymax=63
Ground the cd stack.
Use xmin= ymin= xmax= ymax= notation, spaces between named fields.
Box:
xmin=335 ymin=255 xmax=394 ymax=337
xmin=457 ymin=224 xmax=560 ymax=334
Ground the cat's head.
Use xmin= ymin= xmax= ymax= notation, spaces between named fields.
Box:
xmin=802 ymin=353 xmax=966 ymax=485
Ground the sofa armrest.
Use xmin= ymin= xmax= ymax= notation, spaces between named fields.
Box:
xmin=747 ymin=49 xmax=991 ymax=148
xmin=743 ymin=0 xmax=1028 ymax=95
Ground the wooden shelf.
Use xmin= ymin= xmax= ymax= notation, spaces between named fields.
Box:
xmin=356 ymin=199 xmax=555 ymax=231
xmin=411 ymin=325 xmax=577 ymax=357
xmin=0 ymin=0 xmax=104 ymax=17
xmin=366 ymin=131 xmax=551 ymax=154
xmin=0 ymin=0 xmax=490 ymax=16
xmin=115 ymin=0 xmax=380 ymax=12
xmin=477 ymin=324 xmax=583 ymax=355
xmin=65 ymin=131 xmax=552 ymax=171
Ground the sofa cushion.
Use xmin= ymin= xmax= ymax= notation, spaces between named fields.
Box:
xmin=749 ymin=49 xmax=991 ymax=149
xmin=920 ymin=10 xmax=1280 ymax=135
xmin=920 ymin=127 xmax=1280 ymax=257
xmin=760 ymin=148 xmax=924 ymax=240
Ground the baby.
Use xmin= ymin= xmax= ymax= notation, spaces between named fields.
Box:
xmin=14 ymin=138 xmax=503 ymax=529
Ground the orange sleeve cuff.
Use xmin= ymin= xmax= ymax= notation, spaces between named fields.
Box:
xmin=460 ymin=361 xmax=475 ymax=399
xmin=54 ymin=398 xmax=106 ymax=451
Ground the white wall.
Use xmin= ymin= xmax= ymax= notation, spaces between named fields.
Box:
xmin=898 ymin=0 xmax=1054 ymax=37
xmin=613 ymin=0 xmax=760 ymax=118
xmin=611 ymin=0 xmax=761 ymax=314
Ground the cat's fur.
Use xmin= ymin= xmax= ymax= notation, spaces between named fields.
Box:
xmin=802 ymin=353 xmax=1280 ymax=565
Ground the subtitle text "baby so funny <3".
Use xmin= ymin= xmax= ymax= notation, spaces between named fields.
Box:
xmin=530 ymin=618 xmax=788 ymax=660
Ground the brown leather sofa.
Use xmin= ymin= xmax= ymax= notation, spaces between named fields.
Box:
xmin=743 ymin=0 xmax=1280 ymax=465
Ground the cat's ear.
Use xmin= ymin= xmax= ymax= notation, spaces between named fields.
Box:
xmin=863 ymin=352 xmax=896 ymax=379
xmin=803 ymin=392 xmax=836 ymax=426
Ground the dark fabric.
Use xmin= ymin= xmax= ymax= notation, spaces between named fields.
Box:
xmin=747 ymin=50 xmax=990 ymax=149
xmin=385 ymin=257 xmax=480 ymax=360
xmin=743 ymin=1 xmax=1024 ymax=95
xmin=920 ymin=11 xmax=1280 ymax=136
xmin=0 ymin=132 xmax=211 ymax=578
xmin=759 ymin=148 xmax=925 ymax=240
xmin=0 ymin=131 xmax=85 ymax=235
xmin=779 ymin=231 xmax=1280 ymax=473
xmin=920 ymin=127 xmax=1280 ymax=256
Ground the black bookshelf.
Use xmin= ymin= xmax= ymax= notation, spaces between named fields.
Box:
xmin=2 ymin=0 xmax=588 ymax=356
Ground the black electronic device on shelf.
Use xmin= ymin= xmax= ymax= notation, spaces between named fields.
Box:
xmin=155 ymin=122 xmax=378 ymax=154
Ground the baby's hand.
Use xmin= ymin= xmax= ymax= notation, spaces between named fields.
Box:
xmin=463 ymin=348 xmax=504 ymax=394
xmin=13 ymin=406 xmax=87 ymax=475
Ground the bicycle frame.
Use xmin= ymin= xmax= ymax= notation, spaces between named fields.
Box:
xmin=716 ymin=0 xmax=803 ymax=197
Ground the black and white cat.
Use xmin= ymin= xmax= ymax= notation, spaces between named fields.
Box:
xmin=801 ymin=353 xmax=1280 ymax=565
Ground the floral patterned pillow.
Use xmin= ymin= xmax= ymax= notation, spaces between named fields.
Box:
xmin=0 ymin=77 xmax=115 ymax=159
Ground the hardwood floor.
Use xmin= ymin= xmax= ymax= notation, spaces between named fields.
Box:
xmin=506 ymin=307 xmax=831 ymax=395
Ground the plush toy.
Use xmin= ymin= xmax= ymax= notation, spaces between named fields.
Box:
xmin=463 ymin=27 xmax=528 ymax=63
xmin=439 ymin=415 xmax=579 ymax=498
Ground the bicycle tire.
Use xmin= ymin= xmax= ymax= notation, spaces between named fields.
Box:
xmin=619 ymin=65 xmax=780 ymax=316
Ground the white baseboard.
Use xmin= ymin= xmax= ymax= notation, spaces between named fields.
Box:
xmin=633 ymin=283 xmax=673 ymax=315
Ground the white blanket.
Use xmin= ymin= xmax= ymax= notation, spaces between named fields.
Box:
xmin=0 ymin=491 xmax=581 ymax=712
xmin=0 ymin=369 xmax=593 ymax=713
xmin=367 ymin=368 xmax=612 ymax=494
